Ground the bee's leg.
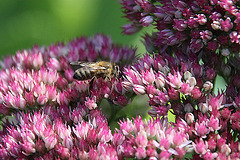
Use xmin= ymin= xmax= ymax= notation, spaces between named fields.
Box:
xmin=119 ymin=70 xmax=127 ymax=80
xmin=105 ymin=76 xmax=111 ymax=81
xmin=88 ymin=76 xmax=96 ymax=94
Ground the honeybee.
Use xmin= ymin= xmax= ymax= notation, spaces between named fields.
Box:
xmin=70 ymin=61 xmax=120 ymax=81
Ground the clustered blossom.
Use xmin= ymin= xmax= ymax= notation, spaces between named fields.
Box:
xmin=117 ymin=116 xmax=193 ymax=159
xmin=120 ymin=0 xmax=240 ymax=83
xmin=0 ymin=107 xmax=119 ymax=159
xmin=120 ymin=53 xmax=240 ymax=159
xmin=175 ymin=94 xmax=240 ymax=159
xmin=121 ymin=0 xmax=240 ymax=54
xmin=0 ymin=108 xmax=194 ymax=159
xmin=1 ymin=0 xmax=240 ymax=159
xmin=122 ymin=53 xmax=216 ymax=118
xmin=0 ymin=34 xmax=136 ymax=116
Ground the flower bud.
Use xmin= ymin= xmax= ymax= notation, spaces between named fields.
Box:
xmin=184 ymin=71 xmax=192 ymax=81
xmin=185 ymin=113 xmax=195 ymax=124
xmin=133 ymin=84 xmax=146 ymax=95
xmin=191 ymin=87 xmax=201 ymax=100
xmin=203 ymin=81 xmax=213 ymax=92
xmin=199 ymin=103 xmax=209 ymax=114
xmin=184 ymin=103 xmax=193 ymax=113
xmin=221 ymin=48 xmax=230 ymax=56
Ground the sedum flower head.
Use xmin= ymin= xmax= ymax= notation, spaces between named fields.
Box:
xmin=122 ymin=53 xmax=216 ymax=118
xmin=117 ymin=116 xmax=193 ymax=159
xmin=120 ymin=0 xmax=240 ymax=55
xmin=0 ymin=107 xmax=119 ymax=159
xmin=0 ymin=34 xmax=136 ymax=115
xmin=120 ymin=0 xmax=240 ymax=87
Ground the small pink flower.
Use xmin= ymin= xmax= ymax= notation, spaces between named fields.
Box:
xmin=22 ymin=140 xmax=36 ymax=155
xmin=180 ymin=83 xmax=190 ymax=94
xmin=195 ymin=121 xmax=209 ymax=138
xmin=44 ymin=135 xmax=57 ymax=150
xmin=56 ymin=145 xmax=70 ymax=159
xmin=135 ymin=147 xmax=147 ymax=159
xmin=185 ymin=113 xmax=194 ymax=124
xmin=208 ymin=116 xmax=221 ymax=131
xmin=168 ymin=87 xmax=179 ymax=100
xmin=203 ymin=151 xmax=218 ymax=160
xmin=191 ymin=87 xmax=201 ymax=100
xmin=221 ymin=17 xmax=233 ymax=32
xmin=196 ymin=14 xmax=207 ymax=25
xmin=133 ymin=84 xmax=146 ymax=95
xmin=47 ymin=58 xmax=61 ymax=71
xmin=230 ymin=31 xmax=240 ymax=43
xmin=193 ymin=138 xmax=208 ymax=155
xmin=135 ymin=134 xmax=148 ymax=147
xmin=118 ymin=118 xmax=134 ymax=136
xmin=37 ymin=94 xmax=48 ymax=105
xmin=158 ymin=150 xmax=171 ymax=160
xmin=85 ymin=97 xmax=97 ymax=110
xmin=142 ymin=68 xmax=155 ymax=84
xmin=168 ymin=71 xmax=183 ymax=89
xmin=200 ymin=30 xmax=213 ymax=41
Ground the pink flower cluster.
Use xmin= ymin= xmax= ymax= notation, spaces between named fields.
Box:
xmin=0 ymin=107 xmax=194 ymax=159
xmin=122 ymin=53 xmax=216 ymax=117
xmin=0 ymin=34 xmax=136 ymax=116
xmin=120 ymin=53 xmax=240 ymax=159
xmin=121 ymin=0 xmax=240 ymax=54
xmin=120 ymin=1 xmax=240 ymax=158
xmin=0 ymin=107 xmax=118 ymax=159
xmin=0 ymin=34 xmax=137 ymax=159
xmin=1 ymin=0 xmax=240 ymax=158
xmin=0 ymin=33 xmax=240 ymax=159
xmin=120 ymin=0 xmax=240 ymax=84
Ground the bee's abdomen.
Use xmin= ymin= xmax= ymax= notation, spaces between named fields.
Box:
xmin=73 ymin=68 xmax=93 ymax=80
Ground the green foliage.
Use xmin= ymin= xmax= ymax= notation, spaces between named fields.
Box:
xmin=0 ymin=0 xmax=146 ymax=56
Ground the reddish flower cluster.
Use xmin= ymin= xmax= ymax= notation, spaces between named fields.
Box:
xmin=0 ymin=107 xmax=119 ymax=159
xmin=1 ymin=0 xmax=240 ymax=158
xmin=121 ymin=0 xmax=240 ymax=54
xmin=122 ymin=53 xmax=216 ymax=118
xmin=0 ymin=34 xmax=136 ymax=116
xmin=120 ymin=0 xmax=240 ymax=84
xmin=0 ymin=107 xmax=194 ymax=159
xmin=0 ymin=33 xmax=240 ymax=159
xmin=120 ymin=54 xmax=240 ymax=159
xmin=0 ymin=34 xmax=137 ymax=159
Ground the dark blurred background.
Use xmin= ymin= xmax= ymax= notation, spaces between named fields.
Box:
xmin=0 ymin=0 xmax=148 ymax=57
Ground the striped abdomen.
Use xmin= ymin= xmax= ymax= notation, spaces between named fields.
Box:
xmin=73 ymin=67 xmax=106 ymax=80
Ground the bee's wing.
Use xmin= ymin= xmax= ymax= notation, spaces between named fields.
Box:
xmin=70 ymin=61 xmax=97 ymax=71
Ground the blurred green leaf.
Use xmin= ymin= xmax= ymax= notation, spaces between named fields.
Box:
xmin=0 ymin=0 xmax=147 ymax=56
